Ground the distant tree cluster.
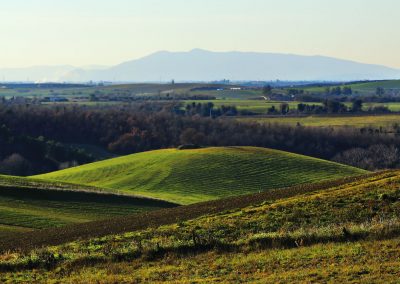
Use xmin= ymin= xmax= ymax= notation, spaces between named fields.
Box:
xmin=0 ymin=124 xmax=93 ymax=175
xmin=376 ymin=87 xmax=385 ymax=96
xmin=333 ymin=144 xmax=399 ymax=170
xmin=262 ymin=85 xmax=273 ymax=95
xmin=325 ymin=86 xmax=353 ymax=96
xmin=184 ymin=102 xmax=240 ymax=117
xmin=287 ymin=89 xmax=305 ymax=96
xmin=265 ymin=99 xmax=389 ymax=115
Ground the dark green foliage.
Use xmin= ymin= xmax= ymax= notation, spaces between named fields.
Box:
xmin=262 ymin=85 xmax=272 ymax=95
xmin=351 ymin=99 xmax=363 ymax=112
xmin=323 ymin=100 xmax=347 ymax=113
xmin=376 ymin=87 xmax=385 ymax=96
xmin=0 ymin=124 xmax=93 ymax=175
xmin=177 ymin=144 xmax=202 ymax=150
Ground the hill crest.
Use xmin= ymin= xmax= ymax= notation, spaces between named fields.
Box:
xmin=35 ymin=147 xmax=367 ymax=204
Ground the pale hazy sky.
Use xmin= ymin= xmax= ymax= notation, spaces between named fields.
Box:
xmin=1 ymin=0 xmax=399 ymax=68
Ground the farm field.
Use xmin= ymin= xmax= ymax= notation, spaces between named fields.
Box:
xmin=0 ymin=175 xmax=176 ymax=237
xmin=1 ymin=170 xmax=398 ymax=282
xmin=0 ymin=83 xmax=243 ymax=99
xmin=4 ymin=82 xmax=400 ymax=115
xmin=189 ymin=89 xmax=262 ymax=99
xmin=238 ymin=114 xmax=400 ymax=128
xmin=0 ymin=84 xmax=89 ymax=98
xmin=35 ymin=147 xmax=367 ymax=205
xmin=300 ymin=80 xmax=400 ymax=95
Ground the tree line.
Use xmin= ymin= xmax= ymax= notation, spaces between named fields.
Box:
xmin=1 ymin=103 xmax=400 ymax=175
xmin=267 ymin=100 xmax=390 ymax=115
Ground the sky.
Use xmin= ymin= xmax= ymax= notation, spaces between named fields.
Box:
xmin=0 ymin=0 xmax=399 ymax=68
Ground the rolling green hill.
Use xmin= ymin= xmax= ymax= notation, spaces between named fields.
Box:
xmin=1 ymin=170 xmax=399 ymax=283
xmin=35 ymin=147 xmax=367 ymax=204
xmin=0 ymin=175 xmax=176 ymax=237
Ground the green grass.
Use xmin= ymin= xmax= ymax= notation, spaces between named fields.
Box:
xmin=0 ymin=175 xmax=176 ymax=235
xmin=35 ymin=147 xmax=367 ymax=205
xmin=238 ymin=114 xmax=400 ymax=128
xmin=1 ymin=170 xmax=399 ymax=283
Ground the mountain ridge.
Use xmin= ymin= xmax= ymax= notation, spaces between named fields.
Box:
xmin=1 ymin=50 xmax=399 ymax=82
xmin=64 ymin=50 xmax=399 ymax=82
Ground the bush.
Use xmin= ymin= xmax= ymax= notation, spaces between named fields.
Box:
xmin=177 ymin=144 xmax=202 ymax=150
xmin=0 ymin=153 xmax=32 ymax=176
xmin=333 ymin=144 xmax=399 ymax=170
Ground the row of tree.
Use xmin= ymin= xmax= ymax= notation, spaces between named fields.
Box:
xmin=266 ymin=100 xmax=390 ymax=115
xmin=324 ymin=86 xmax=353 ymax=96
xmin=184 ymin=102 xmax=240 ymax=117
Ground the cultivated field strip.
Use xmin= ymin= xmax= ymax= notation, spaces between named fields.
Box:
xmin=0 ymin=176 xmax=177 ymax=235
xmin=0 ymin=170 xmax=392 ymax=253
xmin=35 ymin=147 xmax=367 ymax=204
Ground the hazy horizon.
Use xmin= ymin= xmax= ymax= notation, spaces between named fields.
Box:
xmin=1 ymin=0 xmax=399 ymax=69
xmin=1 ymin=49 xmax=399 ymax=71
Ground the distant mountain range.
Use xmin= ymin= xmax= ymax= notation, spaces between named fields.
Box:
xmin=1 ymin=49 xmax=399 ymax=82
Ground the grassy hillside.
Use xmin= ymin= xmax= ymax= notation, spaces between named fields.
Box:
xmin=1 ymin=170 xmax=399 ymax=282
xmin=35 ymin=147 xmax=367 ymax=204
xmin=0 ymin=175 xmax=176 ymax=237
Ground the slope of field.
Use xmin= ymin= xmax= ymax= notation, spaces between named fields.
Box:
xmin=35 ymin=147 xmax=367 ymax=204
xmin=1 ymin=170 xmax=399 ymax=282
xmin=0 ymin=175 xmax=176 ymax=237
